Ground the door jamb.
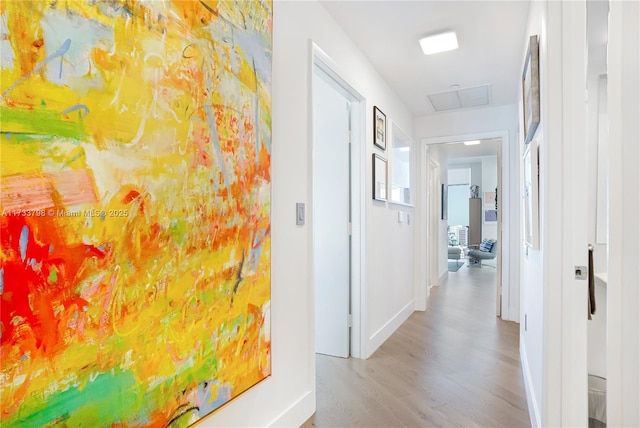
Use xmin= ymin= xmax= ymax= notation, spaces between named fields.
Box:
xmin=310 ymin=41 xmax=366 ymax=358
xmin=418 ymin=130 xmax=512 ymax=320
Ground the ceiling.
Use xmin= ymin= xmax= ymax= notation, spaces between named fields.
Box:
xmin=318 ymin=0 xmax=531 ymax=117
xmin=443 ymin=138 xmax=500 ymax=165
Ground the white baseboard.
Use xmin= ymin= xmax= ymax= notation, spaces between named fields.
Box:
xmin=366 ymin=300 xmax=415 ymax=358
xmin=520 ymin=337 xmax=541 ymax=428
xmin=268 ymin=389 xmax=315 ymax=427
xmin=438 ymin=271 xmax=448 ymax=286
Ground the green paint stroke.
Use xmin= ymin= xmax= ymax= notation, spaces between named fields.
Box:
xmin=1 ymin=133 xmax=56 ymax=144
xmin=48 ymin=267 xmax=58 ymax=284
xmin=4 ymin=342 xmax=230 ymax=426
xmin=0 ymin=106 xmax=87 ymax=140
xmin=169 ymin=218 xmax=188 ymax=244
xmin=7 ymin=369 xmax=143 ymax=427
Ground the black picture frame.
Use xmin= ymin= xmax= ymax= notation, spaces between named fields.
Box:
xmin=373 ymin=106 xmax=386 ymax=151
xmin=522 ymin=35 xmax=540 ymax=146
xmin=372 ymin=154 xmax=387 ymax=201
xmin=524 ymin=140 xmax=540 ymax=249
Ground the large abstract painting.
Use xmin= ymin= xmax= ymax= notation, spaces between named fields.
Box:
xmin=0 ymin=0 xmax=272 ymax=426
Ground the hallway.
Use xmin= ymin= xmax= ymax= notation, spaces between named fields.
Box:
xmin=303 ymin=266 xmax=530 ymax=427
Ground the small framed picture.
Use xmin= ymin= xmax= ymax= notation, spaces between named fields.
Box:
xmin=484 ymin=210 xmax=497 ymax=222
xmin=484 ymin=191 xmax=496 ymax=207
xmin=373 ymin=106 xmax=386 ymax=151
xmin=524 ymin=140 xmax=540 ymax=249
xmin=522 ymin=35 xmax=540 ymax=146
xmin=372 ymin=154 xmax=387 ymax=201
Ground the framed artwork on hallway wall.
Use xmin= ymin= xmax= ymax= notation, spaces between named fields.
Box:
xmin=524 ymin=140 xmax=540 ymax=249
xmin=522 ymin=34 xmax=540 ymax=146
xmin=373 ymin=154 xmax=388 ymax=201
xmin=484 ymin=191 xmax=497 ymax=222
xmin=0 ymin=1 xmax=272 ymax=425
xmin=484 ymin=210 xmax=498 ymax=222
xmin=484 ymin=191 xmax=496 ymax=207
xmin=373 ymin=106 xmax=386 ymax=150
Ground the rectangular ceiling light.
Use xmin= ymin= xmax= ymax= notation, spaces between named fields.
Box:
xmin=419 ymin=31 xmax=458 ymax=55
xmin=464 ymin=140 xmax=481 ymax=146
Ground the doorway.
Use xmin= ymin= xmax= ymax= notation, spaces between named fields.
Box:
xmin=311 ymin=44 xmax=365 ymax=359
xmin=419 ymin=132 xmax=512 ymax=320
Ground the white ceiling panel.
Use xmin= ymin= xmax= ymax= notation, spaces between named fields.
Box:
xmin=426 ymin=91 xmax=461 ymax=111
xmin=319 ymin=0 xmax=531 ymax=117
xmin=458 ymin=85 xmax=491 ymax=107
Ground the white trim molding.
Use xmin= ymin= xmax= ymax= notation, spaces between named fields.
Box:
xmin=366 ymin=300 xmax=415 ymax=358
xmin=310 ymin=41 xmax=367 ymax=359
xmin=521 ymin=339 xmax=541 ymax=428
xmin=418 ymin=130 xmax=517 ymax=321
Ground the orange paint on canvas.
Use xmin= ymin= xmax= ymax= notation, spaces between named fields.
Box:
xmin=1 ymin=1 xmax=272 ymax=426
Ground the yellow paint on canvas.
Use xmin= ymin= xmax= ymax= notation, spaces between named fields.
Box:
xmin=1 ymin=0 xmax=272 ymax=426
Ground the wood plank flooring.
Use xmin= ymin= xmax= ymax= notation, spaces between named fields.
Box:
xmin=302 ymin=263 xmax=530 ymax=427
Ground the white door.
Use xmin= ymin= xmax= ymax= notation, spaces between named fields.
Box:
xmin=312 ymin=67 xmax=350 ymax=358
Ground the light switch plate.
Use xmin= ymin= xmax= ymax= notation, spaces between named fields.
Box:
xmin=398 ymin=211 xmax=405 ymax=223
xmin=296 ymin=203 xmax=305 ymax=225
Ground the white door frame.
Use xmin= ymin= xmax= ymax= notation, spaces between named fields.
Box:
xmin=310 ymin=42 xmax=366 ymax=358
xmin=606 ymin=1 xmax=640 ymax=425
xmin=534 ymin=2 xmax=588 ymax=424
xmin=415 ymin=152 xmax=439 ymax=311
xmin=418 ymin=130 xmax=512 ymax=320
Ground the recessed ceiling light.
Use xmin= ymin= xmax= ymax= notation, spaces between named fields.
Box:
xmin=464 ymin=140 xmax=481 ymax=146
xmin=419 ymin=31 xmax=458 ymax=55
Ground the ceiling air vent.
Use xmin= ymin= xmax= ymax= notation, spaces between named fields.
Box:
xmin=426 ymin=84 xmax=491 ymax=112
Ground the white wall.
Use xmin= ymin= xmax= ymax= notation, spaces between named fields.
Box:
xmin=203 ymin=1 xmax=416 ymax=425
xmin=448 ymin=167 xmax=470 ymax=185
xmin=517 ymin=4 xmax=549 ymax=426
xmin=415 ymin=104 xmax=521 ymax=323
xmin=520 ymin=1 xmax=592 ymax=426
xmin=517 ymin=4 xmax=551 ymax=426
xmin=520 ymin=244 xmax=544 ymax=427
xmin=415 ymin=104 xmax=519 ymax=138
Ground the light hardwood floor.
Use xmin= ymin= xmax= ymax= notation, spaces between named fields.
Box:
xmin=302 ymin=263 xmax=530 ymax=427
